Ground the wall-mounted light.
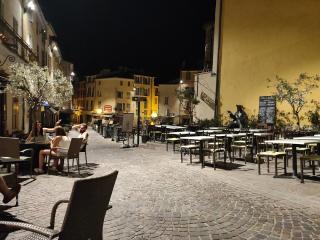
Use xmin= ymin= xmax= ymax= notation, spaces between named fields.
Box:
xmin=96 ymin=108 xmax=102 ymax=114
xmin=53 ymin=45 xmax=58 ymax=51
xmin=151 ymin=112 xmax=158 ymax=118
xmin=27 ymin=1 xmax=36 ymax=11
xmin=180 ymin=80 xmax=183 ymax=84
xmin=71 ymin=72 xmax=75 ymax=77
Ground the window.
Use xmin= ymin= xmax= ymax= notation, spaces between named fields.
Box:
xmin=126 ymin=104 xmax=130 ymax=112
xmin=165 ymin=97 xmax=169 ymax=105
xmin=99 ymin=81 xmax=101 ymax=85
xmin=144 ymin=101 xmax=147 ymax=109
xmin=117 ymin=91 xmax=123 ymax=99
xmin=126 ymin=92 xmax=130 ymax=99
xmin=128 ymin=81 xmax=130 ymax=87
xmin=155 ymin=98 xmax=158 ymax=104
xmin=92 ymin=88 xmax=95 ymax=97
xmin=91 ymin=101 xmax=93 ymax=110
xmin=0 ymin=0 xmax=4 ymax=17
xmin=98 ymin=101 xmax=101 ymax=108
xmin=12 ymin=17 xmax=18 ymax=33
xmin=116 ymin=103 xmax=123 ymax=111
xmin=120 ymin=81 xmax=123 ymax=86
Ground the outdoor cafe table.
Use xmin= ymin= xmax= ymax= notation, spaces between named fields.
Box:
xmin=155 ymin=125 xmax=186 ymax=130
xmin=209 ymin=127 xmax=226 ymax=130
xmin=264 ymin=139 xmax=320 ymax=177
xmin=180 ymin=136 xmax=215 ymax=168
xmin=196 ymin=129 xmax=223 ymax=135
xmin=167 ymin=131 xmax=196 ymax=136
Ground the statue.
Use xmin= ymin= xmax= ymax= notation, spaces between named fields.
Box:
xmin=227 ymin=105 xmax=249 ymax=129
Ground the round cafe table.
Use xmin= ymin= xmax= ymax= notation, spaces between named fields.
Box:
xmin=20 ymin=141 xmax=50 ymax=169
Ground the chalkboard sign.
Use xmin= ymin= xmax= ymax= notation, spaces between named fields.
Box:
xmin=258 ymin=96 xmax=276 ymax=124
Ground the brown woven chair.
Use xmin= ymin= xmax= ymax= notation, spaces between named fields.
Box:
xmin=79 ymin=142 xmax=88 ymax=166
xmin=47 ymin=138 xmax=83 ymax=175
xmin=0 ymin=137 xmax=33 ymax=205
xmin=0 ymin=170 xmax=119 ymax=240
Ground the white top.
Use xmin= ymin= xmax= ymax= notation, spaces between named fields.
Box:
xmin=79 ymin=131 xmax=89 ymax=144
xmin=57 ymin=136 xmax=71 ymax=155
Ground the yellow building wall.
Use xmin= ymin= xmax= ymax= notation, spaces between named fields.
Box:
xmin=220 ymin=0 xmax=320 ymax=124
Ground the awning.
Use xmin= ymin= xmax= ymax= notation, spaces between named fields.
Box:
xmin=49 ymin=107 xmax=58 ymax=114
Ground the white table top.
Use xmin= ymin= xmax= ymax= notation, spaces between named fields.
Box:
xmin=155 ymin=125 xmax=186 ymax=130
xmin=211 ymin=133 xmax=247 ymax=138
xmin=293 ymin=136 xmax=320 ymax=140
xmin=167 ymin=131 xmax=196 ymax=135
xmin=197 ymin=129 xmax=223 ymax=133
xmin=249 ymin=129 xmax=268 ymax=133
xmin=209 ymin=127 xmax=226 ymax=130
xmin=265 ymin=139 xmax=320 ymax=145
xmin=254 ymin=133 xmax=274 ymax=137
xmin=180 ymin=136 xmax=215 ymax=141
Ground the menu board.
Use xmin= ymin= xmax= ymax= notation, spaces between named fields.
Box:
xmin=258 ymin=96 xmax=276 ymax=124
xmin=121 ymin=113 xmax=134 ymax=133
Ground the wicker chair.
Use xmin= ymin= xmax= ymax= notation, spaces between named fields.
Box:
xmin=47 ymin=138 xmax=83 ymax=175
xmin=79 ymin=143 xmax=88 ymax=166
xmin=0 ymin=171 xmax=118 ymax=240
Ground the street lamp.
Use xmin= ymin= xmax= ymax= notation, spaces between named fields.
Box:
xmin=179 ymin=80 xmax=183 ymax=125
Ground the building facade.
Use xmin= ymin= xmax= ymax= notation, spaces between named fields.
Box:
xmin=0 ymin=0 xmax=73 ymax=135
xmin=158 ymin=83 xmax=180 ymax=124
xmin=213 ymin=0 xmax=320 ymax=125
xmin=72 ymin=70 xmax=158 ymax=124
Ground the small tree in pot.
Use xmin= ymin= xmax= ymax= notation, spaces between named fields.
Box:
xmin=267 ymin=73 xmax=320 ymax=130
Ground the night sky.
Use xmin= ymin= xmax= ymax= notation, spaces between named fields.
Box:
xmin=37 ymin=0 xmax=215 ymax=82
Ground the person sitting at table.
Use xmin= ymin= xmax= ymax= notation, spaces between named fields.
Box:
xmin=25 ymin=121 xmax=44 ymax=143
xmin=227 ymin=105 xmax=249 ymax=129
xmin=34 ymin=127 xmax=71 ymax=174
xmin=72 ymin=123 xmax=89 ymax=147
xmin=0 ymin=177 xmax=21 ymax=204
xmin=26 ymin=119 xmax=62 ymax=143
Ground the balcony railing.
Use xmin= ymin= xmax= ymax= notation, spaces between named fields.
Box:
xmin=0 ymin=16 xmax=37 ymax=63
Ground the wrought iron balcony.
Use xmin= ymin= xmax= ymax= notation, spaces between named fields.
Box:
xmin=0 ymin=16 xmax=37 ymax=63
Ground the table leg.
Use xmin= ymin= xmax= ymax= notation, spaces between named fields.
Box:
xmin=200 ymin=140 xmax=204 ymax=168
xmin=292 ymin=144 xmax=298 ymax=177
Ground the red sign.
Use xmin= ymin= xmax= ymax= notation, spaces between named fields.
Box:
xmin=104 ymin=105 xmax=112 ymax=113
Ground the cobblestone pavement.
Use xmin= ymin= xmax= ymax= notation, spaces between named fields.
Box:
xmin=3 ymin=129 xmax=320 ymax=239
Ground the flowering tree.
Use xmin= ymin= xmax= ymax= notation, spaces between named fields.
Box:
xmin=176 ymin=88 xmax=200 ymax=124
xmin=5 ymin=62 xmax=73 ymax=135
xmin=267 ymin=73 xmax=320 ymax=129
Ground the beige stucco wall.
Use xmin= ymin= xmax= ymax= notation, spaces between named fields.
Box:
xmin=158 ymin=84 xmax=180 ymax=119
xmin=220 ymin=0 xmax=320 ymax=124
xmin=195 ymin=72 xmax=216 ymax=121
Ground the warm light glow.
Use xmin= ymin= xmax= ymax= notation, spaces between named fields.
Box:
xmin=180 ymin=80 xmax=183 ymax=84
xmin=96 ymin=108 xmax=102 ymax=114
xmin=27 ymin=1 xmax=36 ymax=11
xmin=71 ymin=72 xmax=75 ymax=77
xmin=53 ymin=45 xmax=58 ymax=51
xmin=151 ymin=112 xmax=158 ymax=118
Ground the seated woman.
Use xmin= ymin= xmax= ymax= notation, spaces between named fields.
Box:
xmin=34 ymin=127 xmax=71 ymax=174
xmin=26 ymin=120 xmax=62 ymax=143
xmin=0 ymin=177 xmax=21 ymax=204
xmin=25 ymin=121 xmax=44 ymax=143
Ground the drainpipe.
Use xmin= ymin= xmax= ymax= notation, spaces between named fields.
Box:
xmin=213 ymin=0 xmax=223 ymax=122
